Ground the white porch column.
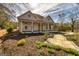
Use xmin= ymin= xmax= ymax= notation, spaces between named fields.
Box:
xmin=40 ymin=23 xmax=41 ymax=32
xmin=48 ymin=23 xmax=49 ymax=31
xmin=20 ymin=21 xmax=23 ymax=33
xmin=31 ymin=21 xmax=34 ymax=32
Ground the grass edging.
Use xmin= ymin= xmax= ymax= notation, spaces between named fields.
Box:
xmin=35 ymin=41 xmax=79 ymax=56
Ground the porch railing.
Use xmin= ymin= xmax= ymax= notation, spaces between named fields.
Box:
xmin=22 ymin=30 xmax=54 ymax=33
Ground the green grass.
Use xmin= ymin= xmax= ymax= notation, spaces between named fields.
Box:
xmin=47 ymin=48 xmax=55 ymax=54
xmin=35 ymin=41 xmax=79 ymax=56
xmin=35 ymin=41 xmax=47 ymax=49
xmin=47 ymin=44 xmax=62 ymax=51
xmin=63 ymin=48 xmax=79 ymax=56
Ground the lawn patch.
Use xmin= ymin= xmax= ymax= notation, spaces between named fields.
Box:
xmin=63 ymin=48 xmax=79 ymax=56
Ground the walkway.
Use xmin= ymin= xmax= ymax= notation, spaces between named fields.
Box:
xmin=47 ymin=34 xmax=79 ymax=51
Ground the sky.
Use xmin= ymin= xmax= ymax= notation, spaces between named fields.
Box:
xmin=29 ymin=3 xmax=39 ymax=8
xmin=2 ymin=3 xmax=79 ymax=22
xmin=31 ymin=3 xmax=59 ymax=15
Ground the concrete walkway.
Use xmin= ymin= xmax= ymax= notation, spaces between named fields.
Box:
xmin=47 ymin=34 xmax=79 ymax=51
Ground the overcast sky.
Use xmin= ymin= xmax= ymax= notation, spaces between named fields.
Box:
xmin=2 ymin=3 xmax=79 ymax=22
xmin=30 ymin=3 xmax=59 ymax=15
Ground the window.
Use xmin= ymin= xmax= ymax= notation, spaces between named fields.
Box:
xmin=25 ymin=26 xmax=27 ymax=29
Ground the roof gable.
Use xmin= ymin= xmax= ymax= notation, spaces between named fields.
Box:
xmin=18 ymin=11 xmax=35 ymax=20
xmin=46 ymin=16 xmax=54 ymax=23
xmin=18 ymin=11 xmax=45 ymax=22
xmin=18 ymin=11 xmax=54 ymax=24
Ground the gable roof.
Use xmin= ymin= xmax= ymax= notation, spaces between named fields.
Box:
xmin=18 ymin=11 xmax=32 ymax=19
xmin=18 ymin=11 xmax=54 ymax=24
xmin=46 ymin=15 xmax=54 ymax=23
xmin=32 ymin=13 xmax=45 ymax=22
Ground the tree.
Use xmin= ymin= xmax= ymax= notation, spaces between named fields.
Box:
xmin=58 ymin=12 xmax=65 ymax=31
xmin=0 ymin=5 xmax=17 ymax=30
xmin=58 ymin=12 xmax=65 ymax=23
xmin=68 ymin=11 xmax=77 ymax=32
xmin=70 ymin=18 xmax=76 ymax=32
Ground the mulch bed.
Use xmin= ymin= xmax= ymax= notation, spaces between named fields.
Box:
xmin=0 ymin=30 xmax=71 ymax=56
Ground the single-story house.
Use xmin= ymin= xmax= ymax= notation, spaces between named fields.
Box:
xmin=18 ymin=11 xmax=54 ymax=34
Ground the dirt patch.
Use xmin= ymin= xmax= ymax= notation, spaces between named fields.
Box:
xmin=0 ymin=29 xmax=45 ymax=55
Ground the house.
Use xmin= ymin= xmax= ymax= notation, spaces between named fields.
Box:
xmin=18 ymin=11 xmax=54 ymax=34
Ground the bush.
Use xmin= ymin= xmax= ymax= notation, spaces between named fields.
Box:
xmin=44 ymin=33 xmax=54 ymax=41
xmin=58 ymin=24 xmax=71 ymax=31
xmin=68 ymin=54 xmax=75 ymax=56
xmin=44 ymin=33 xmax=49 ymax=39
xmin=7 ymin=28 xmax=13 ymax=33
xmin=74 ymin=32 xmax=79 ymax=40
xmin=66 ymin=33 xmax=79 ymax=42
xmin=48 ymin=48 xmax=55 ymax=54
xmin=66 ymin=35 xmax=77 ymax=41
xmin=63 ymin=48 xmax=79 ymax=56
xmin=3 ymin=21 xmax=17 ymax=32
xmin=16 ymin=39 xmax=27 ymax=46
xmin=35 ymin=41 xmax=62 ymax=51
xmin=47 ymin=44 xmax=62 ymax=51
xmin=35 ymin=41 xmax=79 ymax=56
xmin=35 ymin=41 xmax=47 ymax=49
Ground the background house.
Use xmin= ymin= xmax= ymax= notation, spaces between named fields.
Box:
xmin=18 ymin=11 xmax=54 ymax=33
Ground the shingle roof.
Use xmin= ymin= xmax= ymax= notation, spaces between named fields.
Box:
xmin=18 ymin=11 xmax=54 ymax=24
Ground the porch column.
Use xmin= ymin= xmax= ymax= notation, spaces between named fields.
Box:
xmin=46 ymin=24 xmax=48 ymax=31
xmin=51 ymin=24 xmax=53 ymax=30
xmin=20 ymin=21 xmax=23 ymax=33
xmin=40 ymin=23 xmax=41 ymax=32
xmin=48 ymin=23 xmax=49 ymax=31
xmin=31 ymin=21 xmax=34 ymax=32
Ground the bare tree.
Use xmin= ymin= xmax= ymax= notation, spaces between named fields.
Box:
xmin=68 ymin=8 xmax=78 ymax=32
xmin=58 ymin=12 xmax=65 ymax=31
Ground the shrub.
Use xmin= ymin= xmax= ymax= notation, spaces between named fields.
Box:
xmin=47 ymin=44 xmax=54 ymax=49
xmin=74 ymin=32 xmax=79 ymax=40
xmin=44 ymin=33 xmax=54 ymax=41
xmin=63 ymin=48 xmax=79 ymax=56
xmin=35 ymin=41 xmax=62 ymax=51
xmin=68 ymin=54 xmax=75 ymax=56
xmin=35 ymin=41 xmax=47 ymax=49
xmin=66 ymin=35 xmax=77 ymax=41
xmin=48 ymin=48 xmax=55 ymax=54
xmin=44 ymin=33 xmax=49 ymax=39
xmin=47 ymin=44 xmax=62 ymax=51
xmin=7 ymin=28 xmax=13 ymax=33
xmin=16 ymin=39 xmax=27 ymax=46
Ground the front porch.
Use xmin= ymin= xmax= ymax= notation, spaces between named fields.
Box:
xmin=19 ymin=21 xmax=54 ymax=34
xmin=22 ymin=30 xmax=54 ymax=34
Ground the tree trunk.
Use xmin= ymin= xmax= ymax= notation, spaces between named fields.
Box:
xmin=71 ymin=24 xmax=74 ymax=32
xmin=71 ymin=18 xmax=75 ymax=32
